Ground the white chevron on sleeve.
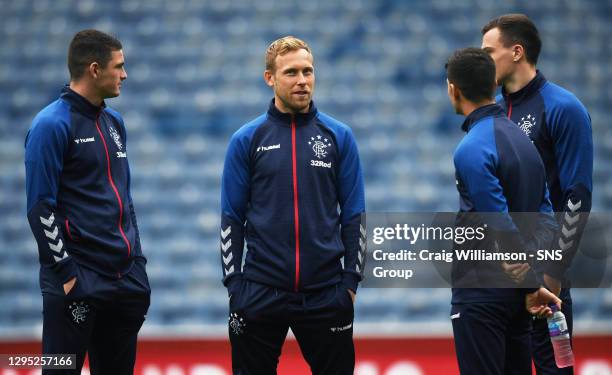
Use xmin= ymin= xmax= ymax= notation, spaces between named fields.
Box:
xmin=224 ymin=265 xmax=235 ymax=275
xmin=53 ymin=252 xmax=69 ymax=262
xmin=49 ymin=239 xmax=63 ymax=253
xmin=44 ymin=226 xmax=59 ymax=240
xmin=223 ymin=252 xmax=233 ymax=266
xmin=49 ymin=237 xmax=69 ymax=263
xmin=561 ymin=225 xmax=577 ymax=239
xmin=564 ymin=212 xmax=580 ymax=226
xmin=359 ymin=238 xmax=366 ymax=251
xmin=40 ymin=213 xmax=55 ymax=228
xmin=221 ymin=226 xmax=231 ymax=240
xmin=360 ymin=225 xmax=366 ymax=238
xmin=559 ymin=238 xmax=574 ymax=251
xmin=567 ymin=199 xmax=582 ymax=212
xmin=221 ymin=239 xmax=232 ymax=252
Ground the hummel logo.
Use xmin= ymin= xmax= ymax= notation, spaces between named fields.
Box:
xmin=40 ymin=213 xmax=55 ymax=228
xmin=559 ymin=238 xmax=574 ymax=251
xmin=221 ymin=239 xmax=232 ymax=252
xmin=565 ymin=212 xmax=580 ymax=226
xmin=562 ymin=225 xmax=577 ymax=238
xmin=256 ymin=144 xmax=280 ymax=152
xmin=221 ymin=226 xmax=231 ymax=240
xmin=44 ymin=226 xmax=59 ymax=241
xmin=567 ymin=199 xmax=582 ymax=212
xmin=49 ymin=239 xmax=63 ymax=253
xmin=221 ymin=226 xmax=234 ymax=276
xmin=330 ymin=323 xmax=352 ymax=332
xmin=74 ymin=137 xmax=95 ymax=144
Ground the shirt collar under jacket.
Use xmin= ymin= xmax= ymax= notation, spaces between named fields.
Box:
xmin=461 ymin=103 xmax=506 ymax=132
xmin=267 ymin=98 xmax=318 ymax=127
xmin=60 ymin=85 xmax=106 ymax=120
xmin=501 ymin=70 xmax=547 ymax=106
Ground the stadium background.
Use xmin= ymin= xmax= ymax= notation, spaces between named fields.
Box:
xmin=1 ymin=0 xmax=611 ymax=373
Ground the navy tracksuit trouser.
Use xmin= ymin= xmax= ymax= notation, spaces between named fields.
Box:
xmin=41 ymin=258 xmax=150 ymax=375
xmin=229 ymin=280 xmax=355 ymax=375
xmin=451 ymin=299 xmax=533 ymax=375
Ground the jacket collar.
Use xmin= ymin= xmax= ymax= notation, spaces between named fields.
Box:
xmin=461 ymin=103 xmax=506 ymax=132
xmin=267 ymin=98 xmax=318 ymax=127
xmin=501 ymin=70 xmax=547 ymax=106
xmin=60 ymin=85 xmax=106 ymax=120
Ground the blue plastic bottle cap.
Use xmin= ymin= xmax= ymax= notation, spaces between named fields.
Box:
xmin=548 ymin=302 xmax=559 ymax=312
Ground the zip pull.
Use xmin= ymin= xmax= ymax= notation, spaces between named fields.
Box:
xmin=506 ymin=95 xmax=513 ymax=119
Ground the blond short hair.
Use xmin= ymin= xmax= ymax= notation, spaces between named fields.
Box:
xmin=265 ymin=36 xmax=312 ymax=72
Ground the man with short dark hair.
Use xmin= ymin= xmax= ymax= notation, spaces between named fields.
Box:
xmin=25 ymin=29 xmax=150 ymax=374
xmin=446 ymin=47 xmax=561 ymax=374
xmin=221 ymin=36 xmax=365 ymax=374
xmin=482 ymin=14 xmax=593 ymax=374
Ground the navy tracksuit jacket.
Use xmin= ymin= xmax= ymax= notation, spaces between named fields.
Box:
xmin=25 ymin=86 xmax=145 ymax=287
xmin=498 ymin=71 xmax=592 ymax=374
xmin=497 ymin=71 xmax=593 ymax=281
xmin=220 ymin=100 xmax=366 ymax=296
xmin=451 ymin=103 xmax=555 ymax=303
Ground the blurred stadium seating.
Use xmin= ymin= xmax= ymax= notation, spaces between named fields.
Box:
xmin=1 ymin=0 xmax=611 ymax=339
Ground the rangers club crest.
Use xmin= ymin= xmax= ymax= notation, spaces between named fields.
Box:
xmin=308 ymin=135 xmax=332 ymax=159
xmin=108 ymin=125 xmax=123 ymax=150
xmin=517 ymin=114 xmax=536 ymax=136
xmin=229 ymin=312 xmax=246 ymax=335
xmin=68 ymin=301 xmax=90 ymax=324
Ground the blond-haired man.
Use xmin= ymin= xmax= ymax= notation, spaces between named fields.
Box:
xmin=220 ymin=36 xmax=365 ymax=374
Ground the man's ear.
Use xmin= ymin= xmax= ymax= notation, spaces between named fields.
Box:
xmin=448 ymin=81 xmax=461 ymax=101
xmin=264 ymin=70 xmax=274 ymax=87
xmin=512 ymin=44 xmax=525 ymax=62
xmin=88 ymin=62 xmax=100 ymax=79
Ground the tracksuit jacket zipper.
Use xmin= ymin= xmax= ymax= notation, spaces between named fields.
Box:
xmin=506 ymin=95 xmax=513 ymax=118
xmin=291 ymin=116 xmax=301 ymax=292
xmin=95 ymin=114 xmax=131 ymax=262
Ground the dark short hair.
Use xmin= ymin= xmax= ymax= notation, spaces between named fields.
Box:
xmin=482 ymin=14 xmax=541 ymax=65
xmin=445 ymin=48 xmax=496 ymax=103
xmin=68 ymin=29 xmax=122 ymax=80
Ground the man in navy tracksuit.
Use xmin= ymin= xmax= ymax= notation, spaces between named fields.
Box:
xmin=25 ymin=30 xmax=150 ymax=374
xmin=446 ymin=48 xmax=561 ymax=374
xmin=220 ymin=36 xmax=365 ymax=375
xmin=482 ymin=14 xmax=593 ymax=374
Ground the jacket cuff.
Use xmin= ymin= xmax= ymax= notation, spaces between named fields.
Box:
xmin=223 ymin=273 xmax=243 ymax=297
xmin=341 ymin=271 xmax=361 ymax=294
xmin=519 ymin=269 xmax=541 ymax=290
xmin=53 ymin=257 xmax=78 ymax=284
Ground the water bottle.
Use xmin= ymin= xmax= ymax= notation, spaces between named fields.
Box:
xmin=547 ymin=303 xmax=575 ymax=368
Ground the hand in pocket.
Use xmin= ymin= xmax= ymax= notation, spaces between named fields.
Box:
xmin=63 ymin=277 xmax=77 ymax=295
